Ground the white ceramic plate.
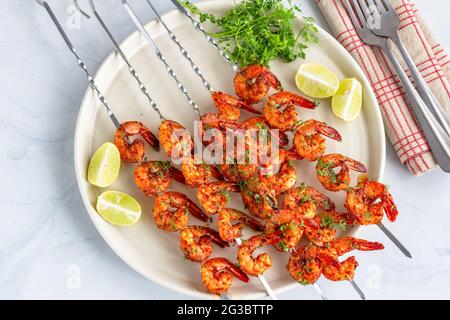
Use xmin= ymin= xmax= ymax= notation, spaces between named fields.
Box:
xmin=74 ymin=0 xmax=385 ymax=299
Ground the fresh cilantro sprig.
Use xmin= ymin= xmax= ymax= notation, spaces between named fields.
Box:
xmin=179 ymin=0 xmax=318 ymax=67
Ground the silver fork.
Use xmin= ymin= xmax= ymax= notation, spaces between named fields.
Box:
xmin=344 ymin=0 xmax=422 ymax=259
xmin=344 ymin=0 xmax=450 ymax=175
xmin=360 ymin=0 xmax=450 ymax=136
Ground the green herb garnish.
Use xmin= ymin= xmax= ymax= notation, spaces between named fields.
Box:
xmin=316 ymin=159 xmax=337 ymax=183
xmin=179 ymin=0 xmax=318 ymax=66
xmin=320 ymin=216 xmax=347 ymax=230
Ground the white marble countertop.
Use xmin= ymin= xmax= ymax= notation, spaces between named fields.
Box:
xmin=1 ymin=0 xmax=449 ymax=300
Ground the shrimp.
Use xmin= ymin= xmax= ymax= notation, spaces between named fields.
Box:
xmin=260 ymin=149 xmax=301 ymax=176
xmin=288 ymin=237 xmax=384 ymax=284
xmin=201 ymin=113 xmax=240 ymax=131
xmin=234 ymin=64 xmax=282 ymax=104
xmin=283 ymin=185 xmax=336 ymax=213
xmin=212 ymin=91 xmax=261 ymax=121
xmin=181 ymin=157 xmax=224 ymax=187
xmin=282 ymin=185 xmax=339 ymax=247
xmin=152 ymin=192 xmax=208 ymax=232
xmin=240 ymin=176 xmax=279 ymax=220
xmin=304 ymin=211 xmax=355 ymax=247
xmin=287 ymin=246 xmax=327 ymax=285
xmin=217 ymin=208 xmax=265 ymax=243
xmin=259 ymin=150 xmax=301 ymax=195
xmin=316 ymin=154 xmax=367 ymax=192
xmin=114 ymin=121 xmax=160 ymax=163
xmin=294 ymin=120 xmax=342 ymax=161
xmin=346 ymin=176 xmax=399 ymax=225
xmin=241 ymin=117 xmax=289 ymax=147
xmin=180 ymin=226 xmax=229 ymax=262
xmin=218 ymin=162 xmax=257 ymax=183
xmin=181 ymin=157 xmax=212 ymax=188
xmin=320 ymin=237 xmax=384 ymax=281
xmin=263 ymin=91 xmax=316 ymax=131
xmin=201 ymin=258 xmax=249 ymax=295
xmin=197 ymin=182 xmax=240 ymax=215
xmin=200 ymin=113 xmax=240 ymax=152
xmin=159 ymin=120 xmax=193 ymax=158
xmin=134 ymin=161 xmax=184 ymax=196
xmin=237 ymin=232 xmax=280 ymax=277
xmin=260 ymin=161 xmax=297 ymax=196
xmin=266 ymin=207 xmax=320 ymax=252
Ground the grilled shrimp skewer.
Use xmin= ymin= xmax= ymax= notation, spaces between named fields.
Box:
xmin=280 ymin=186 xmax=369 ymax=299
xmin=316 ymin=154 xmax=410 ymax=258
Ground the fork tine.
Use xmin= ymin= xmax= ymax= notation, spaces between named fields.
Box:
xmin=381 ymin=0 xmax=396 ymax=12
xmin=373 ymin=0 xmax=386 ymax=12
xmin=356 ymin=0 xmax=372 ymax=19
xmin=367 ymin=0 xmax=382 ymax=14
xmin=346 ymin=0 xmax=368 ymax=29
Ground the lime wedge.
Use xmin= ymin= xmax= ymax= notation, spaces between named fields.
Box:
xmin=87 ymin=142 xmax=121 ymax=187
xmin=295 ymin=63 xmax=340 ymax=98
xmin=96 ymin=191 xmax=141 ymax=226
xmin=332 ymin=78 xmax=363 ymax=122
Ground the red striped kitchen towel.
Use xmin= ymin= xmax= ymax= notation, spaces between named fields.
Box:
xmin=317 ymin=0 xmax=450 ymax=176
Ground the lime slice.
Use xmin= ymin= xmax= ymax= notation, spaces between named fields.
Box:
xmin=295 ymin=63 xmax=340 ymax=98
xmin=87 ymin=142 xmax=121 ymax=187
xmin=96 ymin=191 xmax=141 ymax=226
xmin=332 ymin=78 xmax=363 ymax=122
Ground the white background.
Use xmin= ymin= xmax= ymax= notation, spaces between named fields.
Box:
xmin=0 ymin=0 xmax=449 ymax=299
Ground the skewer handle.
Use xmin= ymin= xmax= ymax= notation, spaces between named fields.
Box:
xmin=378 ymin=223 xmax=412 ymax=258
xmin=121 ymin=0 xmax=202 ymax=119
xmin=349 ymin=280 xmax=366 ymax=300
xmin=169 ymin=0 xmax=240 ymax=72
xmin=38 ymin=0 xmax=120 ymax=129
xmin=312 ymin=283 xmax=328 ymax=300
xmin=145 ymin=0 xmax=213 ymax=92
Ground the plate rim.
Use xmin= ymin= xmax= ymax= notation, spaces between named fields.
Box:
xmin=74 ymin=0 xmax=386 ymax=299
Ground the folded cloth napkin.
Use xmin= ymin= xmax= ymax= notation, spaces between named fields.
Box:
xmin=317 ymin=0 xmax=450 ymax=176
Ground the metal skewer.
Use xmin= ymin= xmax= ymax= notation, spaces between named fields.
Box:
xmin=378 ymin=223 xmax=412 ymax=258
xmin=80 ymin=0 xmax=165 ymax=122
xmin=120 ymin=0 xmax=201 ymax=120
xmin=349 ymin=280 xmax=366 ymax=300
xmin=144 ymin=0 xmax=214 ymax=92
xmin=35 ymin=0 xmax=120 ymax=129
xmin=169 ymin=0 xmax=240 ymax=72
xmin=312 ymin=283 xmax=328 ymax=300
